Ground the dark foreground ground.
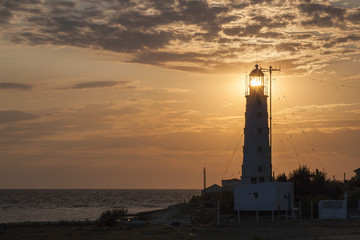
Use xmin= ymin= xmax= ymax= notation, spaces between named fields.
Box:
xmin=1 ymin=219 xmax=360 ymax=240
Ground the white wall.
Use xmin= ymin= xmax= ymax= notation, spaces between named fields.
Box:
xmin=234 ymin=182 xmax=294 ymax=211
xmin=319 ymin=200 xmax=347 ymax=219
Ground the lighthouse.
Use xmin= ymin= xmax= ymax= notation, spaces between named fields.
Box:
xmin=241 ymin=64 xmax=271 ymax=184
xmin=234 ymin=64 xmax=293 ymax=214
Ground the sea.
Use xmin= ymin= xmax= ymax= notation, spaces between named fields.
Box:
xmin=0 ymin=189 xmax=200 ymax=223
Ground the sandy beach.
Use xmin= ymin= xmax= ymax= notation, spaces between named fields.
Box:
xmin=2 ymin=219 xmax=360 ymax=240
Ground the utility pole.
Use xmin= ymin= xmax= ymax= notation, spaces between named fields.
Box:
xmin=203 ymin=167 xmax=206 ymax=195
xmin=261 ymin=66 xmax=280 ymax=181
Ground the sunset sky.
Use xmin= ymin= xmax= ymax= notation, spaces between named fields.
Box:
xmin=1 ymin=0 xmax=360 ymax=189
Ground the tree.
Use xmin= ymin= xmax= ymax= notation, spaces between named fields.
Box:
xmin=311 ymin=168 xmax=329 ymax=196
xmin=288 ymin=165 xmax=312 ymax=200
xmin=288 ymin=165 xmax=312 ymax=183
xmin=288 ymin=165 xmax=331 ymax=200
xmin=275 ymin=172 xmax=288 ymax=182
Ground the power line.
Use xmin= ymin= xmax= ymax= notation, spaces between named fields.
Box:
xmin=274 ymin=79 xmax=325 ymax=169
xmin=306 ymin=78 xmax=356 ymax=173
xmin=309 ymin=78 xmax=354 ymax=104
xmin=308 ymin=78 xmax=360 ymax=90
xmin=272 ymin=121 xmax=298 ymax=168
xmin=222 ymin=133 xmax=243 ymax=179
xmin=273 ymin=80 xmax=307 ymax=166
xmin=335 ymin=85 xmax=351 ymax=104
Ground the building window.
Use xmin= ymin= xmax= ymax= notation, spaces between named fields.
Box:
xmin=258 ymin=146 xmax=262 ymax=152
xmin=253 ymin=192 xmax=258 ymax=198
xmin=251 ymin=178 xmax=257 ymax=184
xmin=258 ymin=128 xmax=262 ymax=133
xmin=259 ymin=177 xmax=264 ymax=183
xmin=258 ymin=166 xmax=262 ymax=172
xmin=257 ymin=112 xmax=262 ymax=117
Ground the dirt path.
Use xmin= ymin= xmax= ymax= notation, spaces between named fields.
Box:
xmin=1 ymin=219 xmax=360 ymax=240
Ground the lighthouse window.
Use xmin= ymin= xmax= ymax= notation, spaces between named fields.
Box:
xmin=258 ymin=147 xmax=262 ymax=152
xmin=258 ymin=128 xmax=262 ymax=133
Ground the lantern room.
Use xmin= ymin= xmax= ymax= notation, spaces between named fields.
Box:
xmin=245 ymin=64 xmax=268 ymax=96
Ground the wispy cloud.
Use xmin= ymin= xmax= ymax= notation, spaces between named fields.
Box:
xmin=281 ymin=102 xmax=360 ymax=113
xmin=0 ymin=82 xmax=33 ymax=90
xmin=0 ymin=110 xmax=37 ymax=123
xmin=159 ymin=88 xmax=192 ymax=93
xmin=70 ymin=81 xmax=135 ymax=90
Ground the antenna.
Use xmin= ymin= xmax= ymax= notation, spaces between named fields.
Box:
xmin=260 ymin=66 xmax=280 ymax=181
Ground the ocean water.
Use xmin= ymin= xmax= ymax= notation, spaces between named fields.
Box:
xmin=0 ymin=189 xmax=200 ymax=223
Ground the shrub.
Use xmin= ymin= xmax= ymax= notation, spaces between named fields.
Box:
xmin=97 ymin=208 xmax=127 ymax=227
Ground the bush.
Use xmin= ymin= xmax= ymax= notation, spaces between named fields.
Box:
xmin=97 ymin=208 xmax=128 ymax=227
xmin=348 ymin=188 xmax=360 ymax=209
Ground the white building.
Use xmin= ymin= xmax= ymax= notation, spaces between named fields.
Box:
xmin=234 ymin=182 xmax=293 ymax=211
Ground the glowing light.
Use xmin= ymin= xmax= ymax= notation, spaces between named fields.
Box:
xmin=250 ymin=77 xmax=263 ymax=86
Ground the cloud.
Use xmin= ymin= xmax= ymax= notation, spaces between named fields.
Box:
xmin=301 ymin=15 xmax=335 ymax=28
xmin=298 ymin=3 xmax=349 ymax=28
xmin=159 ymin=88 xmax=192 ymax=93
xmin=223 ymin=27 xmax=243 ymax=36
xmin=292 ymin=33 xmax=313 ymax=39
xmin=322 ymin=34 xmax=360 ymax=48
xmin=276 ymin=42 xmax=302 ymax=52
xmin=45 ymin=0 xmax=76 ymax=8
xmin=242 ymin=24 xmax=263 ymax=36
xmin=0 ymin=0 xmax=359 ymax=74
xmin=250 ymin=0 xmax=273 ymax=4
xmin=71 ymin=81 xmax=134 ymax=89
xmin=0 ymin=8 xmax=12 ymax=24
xmin=347 ymin=8 xmax=360 ymax=23
xmin=298 ymin=3 xmax=346 ymax=20
xmin=0 ymin=82 xmax=33 ymax=90
xmin=0 ymin=0 xmax=42 ymax=25
xmin=0 ymin=111 xmax=37 ymax=123
xmin=130 ymin=52 xmax=206 ymax=65
xmin=283 ymin=102 xmax=360 ymax=112
xmin=0 ymin=104 xmax=143 ymax=143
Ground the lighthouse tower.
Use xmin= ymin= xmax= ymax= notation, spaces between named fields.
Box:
xmin=234 ymin=65 xmax=293 ymax=213
xmin=241 ymin=64 xmax=271 ymax=184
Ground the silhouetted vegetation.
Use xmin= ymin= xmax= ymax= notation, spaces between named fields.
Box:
xmin=276 ymin=165 xmax=360 ymax=217
xmin=190 ymin=191 xmax=234 ymax=214
xmin=97 ymin=208 xmax=127 ymax=227
xmin=190 ymin=165 xmax=359 ymax=220
xmin=275 ymin=172 xmax=288 ymax=182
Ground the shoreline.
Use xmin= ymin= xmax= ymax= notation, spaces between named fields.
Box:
xmin=1 ymin=207 xmax=169 ymax=225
